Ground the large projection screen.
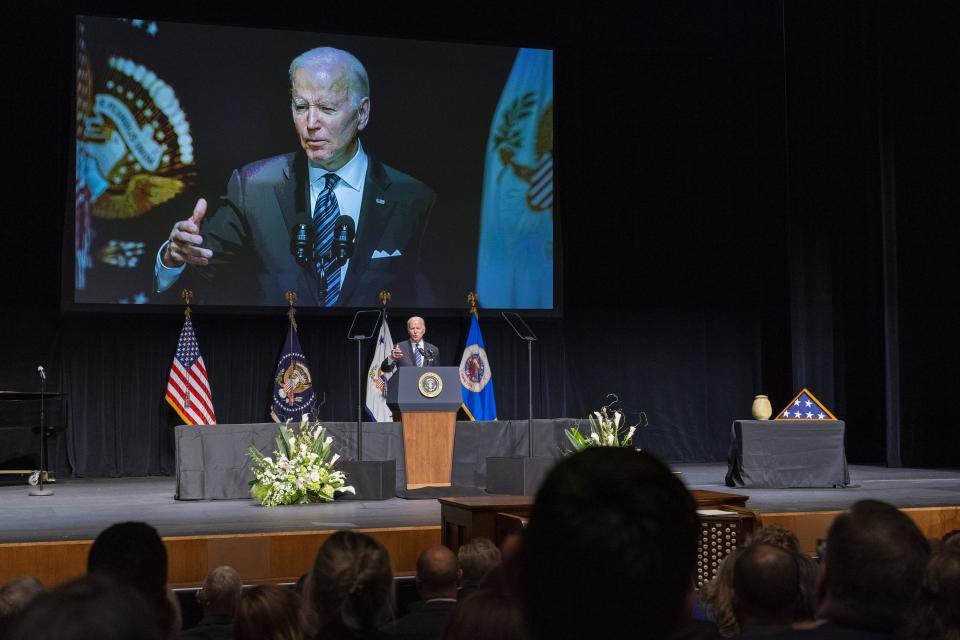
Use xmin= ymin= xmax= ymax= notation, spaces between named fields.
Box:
xmin=68 ymin=16 xmax=556 ymax=312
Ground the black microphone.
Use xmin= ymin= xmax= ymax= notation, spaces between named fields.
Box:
xmin=331 ymin=215 xmax=355 ymax=261
xmin=290 ymin=224 xmax=314 ymax=266
xmin=37 ymin=366 xmax=46 ymax=381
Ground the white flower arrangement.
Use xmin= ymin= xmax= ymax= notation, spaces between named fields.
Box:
xmin=247 ymin=417 xmax=355 ymax=506
xmin=564 ymin=395 xmax=643 ymax=452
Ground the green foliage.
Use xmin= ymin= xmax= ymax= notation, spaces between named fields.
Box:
xmin=564 ymin=396 xmax=641 ymax=453
xmin=247 ymin=418 xmax=355 ymax=507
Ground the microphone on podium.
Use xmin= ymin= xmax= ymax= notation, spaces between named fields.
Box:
xmin=331 ymin=215 xmax=355 ymax=261
xmin=290 ymin=224 xmax=314 ymax=266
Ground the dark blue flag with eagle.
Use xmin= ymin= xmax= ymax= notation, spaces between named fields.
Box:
xmin=270 ymin=318 xmax=316 ymax=423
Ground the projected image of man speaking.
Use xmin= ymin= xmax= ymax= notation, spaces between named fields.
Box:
xmin=155 ymin=47 xmax=436 ymax=307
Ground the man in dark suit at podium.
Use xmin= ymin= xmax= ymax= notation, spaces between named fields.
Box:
xmin=382 ymin=316 xmax=438 ymax=371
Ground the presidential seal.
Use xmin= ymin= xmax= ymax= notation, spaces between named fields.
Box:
xmin=459 ymin=344 xmax=492 ymax=392
xmin=418 ymin=371 xmax=443 ymax=398
xmin=271 ymin=353 xmax=315 ymax=422
xmin=78 ymin=55 xmax=195 ymax=221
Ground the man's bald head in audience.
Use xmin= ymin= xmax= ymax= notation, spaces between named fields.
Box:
xmin=416 ymin=545 xmax=459 ymax=600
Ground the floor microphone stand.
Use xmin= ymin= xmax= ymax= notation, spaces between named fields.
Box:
xmin=30 ymin=366 xmax=53 ymax=496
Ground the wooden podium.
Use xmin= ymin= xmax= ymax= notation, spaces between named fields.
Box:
xmin=387 ymin=366 xmax=461 ymax=489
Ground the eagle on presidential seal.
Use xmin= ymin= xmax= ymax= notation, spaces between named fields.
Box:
xmin=277 ymin=361 xmax=312 ymax=406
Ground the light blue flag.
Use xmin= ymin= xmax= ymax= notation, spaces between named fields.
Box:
xmin=475 ymin=48 xmax=554 ymax=309
xmin=460 ymin=312 xmax=497 ymax=420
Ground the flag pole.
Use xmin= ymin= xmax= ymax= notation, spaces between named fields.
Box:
xmin=285 ymin=291 xmax=298 ymax=369
xmin=181 ymin=289 xmax=192 ymax=317
xmin=182 ymin=290 xmax=192 ymax=412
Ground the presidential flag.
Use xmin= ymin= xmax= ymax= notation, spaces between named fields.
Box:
xmin=166 ymin=317 xmax=216 ymax=425
xmin=365 ymin=311 xmax=395 ymax=422
xmin=774 ymin=388 xmax=837 ymax=421
xmin=460 ymin=311 xmax=497 ymax=420
xmin=270 ymin=318 xmax=316 ymax=423
xmin=475 ymin=48 xmax=554 ymax=309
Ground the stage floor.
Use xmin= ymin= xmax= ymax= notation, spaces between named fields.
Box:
xmin=2 ymin=463 xmax=959 ymax=543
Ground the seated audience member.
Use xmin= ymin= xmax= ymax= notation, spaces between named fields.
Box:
xmin=181 ymin=566 xmax=242 ymax=639
xmin=384 ymin=545 xmax=459 ymax=640
xmin=792 ymin=552 xmax=819 ymax=629
xmin=234 ymin=584 xmax=314 ymax=640
xmin=456 ymin=538 xmax=500 ymax=601
xmin=87 ymin=521 xmax=178 ymax=639
xmin=519 ymin=448 xmax=700 ymax=640
xmin=0 ymin=576 xmax=43 ymax=637
xmin=700 ymin=526 xmax=809 ymax=638
xmin=791 ymin=499 xmax=930 ymax=639
xmin=308 ymin=530 xmax=395 ymax=639
xmin=910 ymin=540 xmax=960 ymax=640
xmin=5 ymin=574 xmax=164 ymax=640
xmin=698 ymin=548 xmax=741 ymax=638
xmin=732 ymin=543 xmax=801 ymax=636
xmin=441 ymin=587 xmax=523 ymax=640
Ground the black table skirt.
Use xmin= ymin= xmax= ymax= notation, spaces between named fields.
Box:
xmin=725 ymin=420 xmax=850 ymax=488
xmin=174 ymin=419 xmax=575 ymax=500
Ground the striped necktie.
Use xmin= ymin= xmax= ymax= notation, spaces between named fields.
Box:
xmin=312 ymin=173 xmax=341 ymax=306
xmin=415 ymin=343 xmax=423 ymax=367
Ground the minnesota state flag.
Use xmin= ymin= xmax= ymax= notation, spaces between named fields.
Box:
xmin=460 ymin=312 xmax=497 ymax=420
xmin=270 ymin=316 xmax=316 ymax=423
xmin=475 ymin=48 xmax=554 ymax=309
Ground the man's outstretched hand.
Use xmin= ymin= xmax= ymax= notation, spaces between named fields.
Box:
xmin=162 ymin=198 xmax=213 ymax=268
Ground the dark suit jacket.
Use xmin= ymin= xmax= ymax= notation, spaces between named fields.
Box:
xmin=190 ymin=151 xmax=435 ymax=307
xmin=179 ymin=614 xmax=234 ymax=640
xmin=382 ymin=599 xmax=457 ymax=640
xmin=381 ymin=339 xmax=439 ymax=372
xmin=743 ymin=622 xmax=904 ymax=640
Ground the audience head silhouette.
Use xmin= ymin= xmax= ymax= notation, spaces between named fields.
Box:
xmin=733 ymin=543 xmax=800 ymax=628
xmin=457 ymin=538 xmax=500 ymax=590
xmin=5 ymin=574 xmax=163 ymax=640
xmin=911 ymin=539 xmax=960 ymax=640
xmin=308 ymin=530 xmax=394 ymax=632
xmin=197 ymin=565 xmax=242 ymax=617
xmin=416 ymin=545 xmax=460 ymax=600
xmin=818 ymin=499 xmax=930 ymax=632
xmin=235 ymin=583 xmax=312 ymax=640
xmin=520 ymin=447 xmax=699 ymax=640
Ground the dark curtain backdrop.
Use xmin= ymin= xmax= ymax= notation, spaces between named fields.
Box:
xmin=2 ymin=0 xmax=958 ymax=477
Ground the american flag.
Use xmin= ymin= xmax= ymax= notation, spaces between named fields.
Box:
xmin=166 ymin=317 xmax=216 ymax=425
xmin=774 ymin=388 xmax=836 ymax=421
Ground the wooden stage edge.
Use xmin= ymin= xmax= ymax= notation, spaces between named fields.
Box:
xmin=2 ymin=505 xmax=958 ymax=590
xmin=0 ymin=525 xmax=441 ymax=590
xmin=760 ymin=505 xmax=960 ymax=555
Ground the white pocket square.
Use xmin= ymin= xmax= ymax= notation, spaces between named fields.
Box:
xmin=371 ymin=249 xmax=402 ymax=259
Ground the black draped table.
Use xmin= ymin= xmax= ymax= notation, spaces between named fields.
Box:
xmin=725 ymin=420 xmax=850 ymax=488
xmin=174 ymin=419 xmax=575 ymax=500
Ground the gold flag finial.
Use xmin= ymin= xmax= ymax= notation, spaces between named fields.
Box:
xmin=467 ymin=292 xmax=478 ymax=316
xmin=181 ymin=289 xmax=193 ymax=318
xmin=379 ymin=290 xmax=391 ymax=307
xmin=285 ymin=291 xmax=298 ymax=328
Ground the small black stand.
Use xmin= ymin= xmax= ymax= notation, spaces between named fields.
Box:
xmin=341 ymin=310 xmax=395 ymax=500
xmin=485 ymin=313 xmax=554 ymax=496
xmin=29 ymin=366 xmax=53 ymax=497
